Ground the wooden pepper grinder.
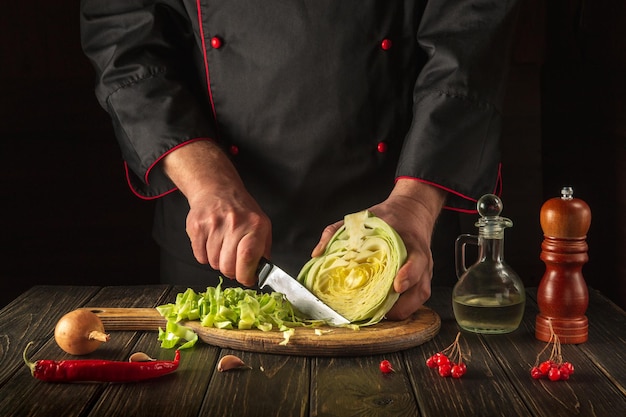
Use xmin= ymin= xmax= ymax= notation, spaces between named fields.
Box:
xmin=535 ymin=186 xmax=592 ymax=344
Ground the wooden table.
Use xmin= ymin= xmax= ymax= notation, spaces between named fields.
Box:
xmin=0 ymin=285 xmax=624 ymax=417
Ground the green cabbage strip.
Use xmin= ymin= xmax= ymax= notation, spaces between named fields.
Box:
xmin=297 ymin=210 xmax=407 ymax=326
xmin=156 ymin=280 xmax=308 ymax=349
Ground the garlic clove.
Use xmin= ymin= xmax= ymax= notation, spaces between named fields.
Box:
xmin=217 ymin=354 xmax=251 ymax=372
xmin=129 ymin=352 xmax=156 ymax=362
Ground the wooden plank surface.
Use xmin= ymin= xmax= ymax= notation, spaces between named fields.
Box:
xmin=1 ymin=285 xmax=625 ymax=417
xmin=311 ymin=353 xmax=419 ymax=417
xmin=408 ymin=288 xmax=533 ymax=417
xmin=88 ymin=335 xmax=221 ymax=417
xmin=578 ymin=288 xmax=626 ymax=396
xmin=202 ymin=350 xmax=310 ymax=417
xmin=0 ymin=285 xmax=172 ymax=417
xmin=0 ymin=285 xmax=100 ymax=385
xmin=483 ymin=291 xmax=626 ymax=417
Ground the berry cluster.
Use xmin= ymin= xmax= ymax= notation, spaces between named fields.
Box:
xmin=530 ymin=321 xmax=575 ymax=381
xmin=425 ymin=332 xmax=466 ymax=378
xmin=531 ymin=360 xmax=575 ymax=381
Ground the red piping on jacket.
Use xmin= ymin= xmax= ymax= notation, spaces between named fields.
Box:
xmin=396 ymin=163 xmax=503 ymax=214
xmin=196 ymin=0 xmax=217 ymax=120
xmin=125 ymin=138 xmax=212 ymax=200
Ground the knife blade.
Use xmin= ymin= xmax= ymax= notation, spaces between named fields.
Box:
xmin=256 ymin=258 xmax=350 ymax=326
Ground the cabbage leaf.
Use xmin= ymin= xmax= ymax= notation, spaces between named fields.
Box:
xmin=297 ymin=210 xmax=407 ymax=326
xmin=156 ymin=280 xmax=307 ymax=349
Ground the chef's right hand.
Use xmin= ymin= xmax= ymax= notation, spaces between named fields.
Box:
xmin=161 ymin=140 xmax=272 ymax=287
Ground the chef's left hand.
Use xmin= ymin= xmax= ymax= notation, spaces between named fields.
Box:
xmin=312 ymin=179 xmax=446 ymax=320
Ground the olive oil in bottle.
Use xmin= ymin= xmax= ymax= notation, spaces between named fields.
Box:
xmin=452 ymin=194 xmax=525 ymax=334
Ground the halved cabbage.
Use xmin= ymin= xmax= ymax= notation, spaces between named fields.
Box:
xmin=297 ymin=210 xmax=407 ymax=326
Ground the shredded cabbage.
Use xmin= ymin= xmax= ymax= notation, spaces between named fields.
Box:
xmin=156 ymin=280 xmax=307 ymax=349
xmin=297 ymin=210 xmax=407 ymax=326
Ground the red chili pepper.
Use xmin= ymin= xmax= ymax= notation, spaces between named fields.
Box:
xmin=23 ymin=342 xmax=180 ymax=382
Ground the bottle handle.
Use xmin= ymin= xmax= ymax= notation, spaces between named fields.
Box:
xmin=455 ymin=234 xmax=478 ymax=279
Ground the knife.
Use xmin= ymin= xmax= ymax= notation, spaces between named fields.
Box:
xmin=256 ymin=258 xmax=350 ymax=326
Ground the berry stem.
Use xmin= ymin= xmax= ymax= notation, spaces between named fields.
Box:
xmin=441 ymin=332 xmax=464 ymax=365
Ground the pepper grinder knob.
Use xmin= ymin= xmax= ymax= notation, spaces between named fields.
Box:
xmin=535 ymin=186 xmax=592 ymax=343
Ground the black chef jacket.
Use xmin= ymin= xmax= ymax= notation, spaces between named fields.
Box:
xmin=80 ymin=0 xmax=520 ymax=281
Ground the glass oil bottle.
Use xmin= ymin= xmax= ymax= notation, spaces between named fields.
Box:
xmin=452 ymin=194 xmax=525 ymax=334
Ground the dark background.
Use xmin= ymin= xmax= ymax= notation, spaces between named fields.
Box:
xmin=2 ymin=0 xmax=625 ymax=310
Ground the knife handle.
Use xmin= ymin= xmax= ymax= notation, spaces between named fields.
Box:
xmin=255 ymin=257 xmax=273 ymax=287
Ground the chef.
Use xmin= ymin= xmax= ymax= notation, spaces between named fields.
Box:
xmin=80 ymin=0 xmax=520 ymax=320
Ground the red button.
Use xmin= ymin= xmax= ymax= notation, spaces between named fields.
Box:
xmin=377 ymin=141 xmax=388 ymax=153
xmin=229 ymin=145 xmax=239 ymax=155
xmin=381 ymin=38 xmax=392 ymax=51
xmin=210 ymin=36 xmax=222 ymax=49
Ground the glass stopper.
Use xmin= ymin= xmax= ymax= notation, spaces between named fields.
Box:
xmin=475 ymin=194 xmax=512 ymax=238
xmin=477 ymin=194 xmax=503 ymax=218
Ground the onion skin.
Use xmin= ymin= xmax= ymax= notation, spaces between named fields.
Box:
xmin=54 ymin=309 xmax=110 ymax=355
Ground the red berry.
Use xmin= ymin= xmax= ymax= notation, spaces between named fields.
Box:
xmin=438 ymin=363 xmax=452 ymax=377
xmin=426 ymin=356 xmax=438 ymax=369
xmin=538 ymin=360 xmax=552 ymax=376
xmin=379 ymin=360 xmax=394 ymax=374
xmin=548 ymin=366 xmax=561 ymax=381
xmin=560 ymin=362 xmax=575 ymax=375
xmin=558 ymin=362 xmax=574 ymax=380
xmin=530 ymin=366 xmax=543 ymax=379
xmin=436 ymin=354 xmax=450 ymax=367
xmin=451 ymin=363 xmax=466 ymax=378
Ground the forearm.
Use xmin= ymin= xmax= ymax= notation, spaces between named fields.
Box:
xmin=161 ymin=140 xmax=245 ymax=202
xmin=389 ymin=179 xmax=447 ymax=224
xmin=371 ymin=178 xmax=447 ymax=241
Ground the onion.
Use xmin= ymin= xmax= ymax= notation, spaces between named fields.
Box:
xmin=54 ymin=309 xmax=110 ymax=355
xmin=298 ymin=210 xmax=407 ymax=326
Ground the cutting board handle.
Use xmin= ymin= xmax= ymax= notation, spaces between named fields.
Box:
xmin=78 ymin=307 xmax=167 ymax=331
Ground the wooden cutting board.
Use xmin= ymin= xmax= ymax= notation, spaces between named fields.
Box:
xmin=83 ymin=306 xmax=440 ymax=357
